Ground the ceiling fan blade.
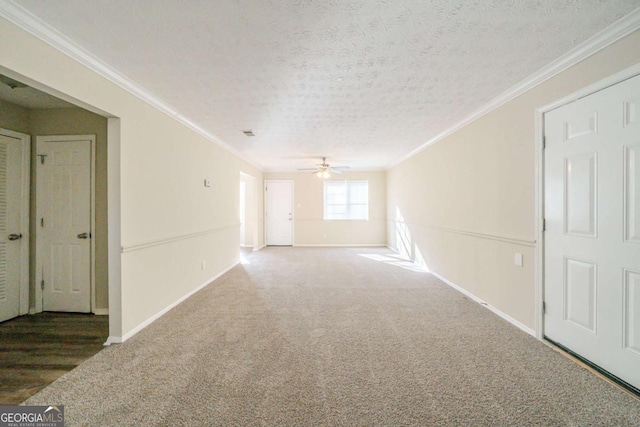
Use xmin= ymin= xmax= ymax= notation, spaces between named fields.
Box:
xmin=299 ymin=157 xmax=350 ymax=175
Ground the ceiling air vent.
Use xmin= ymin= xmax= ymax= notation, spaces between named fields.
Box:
xmin=242 ymin=130 xmax=255 ymax=137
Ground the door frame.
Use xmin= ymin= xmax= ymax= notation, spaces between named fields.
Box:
xmin=0 ymin=65 xmax=122 ymax=342
xmin=264 ymin=180 xmax=294 ymax=246
xmin=240 ymin=172 xmax=258 ymax=249
xmin=34 ymin=134 xmax=96 ymax=313
xmin=0 ymin=127 xmax=30 ymax=317
xmin=240 ymin=179 xmax=246 ymax=246
xmin=534 ymin=62 xmax=640 ymax=340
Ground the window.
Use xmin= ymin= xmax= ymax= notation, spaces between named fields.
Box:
xmin=323 ymin=180 xmax=369 ymax=220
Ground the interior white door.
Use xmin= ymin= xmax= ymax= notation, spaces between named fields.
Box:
xmin=265 ymin=181 xmax=293 ymax=246
xmin=37 ymin=137 xmax=92 ymax=313
xmin=544 ymin=74 xmax=640 ymax=390
xmin=0 ymin=132 xmax=28 ymax=322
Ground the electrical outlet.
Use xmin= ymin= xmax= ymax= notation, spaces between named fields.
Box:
xmin=204 ymin=179 xmax=211 ymax=187
xmin=201 ymin=261 xmax=206 ymax=270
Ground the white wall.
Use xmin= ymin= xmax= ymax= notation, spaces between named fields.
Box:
xmin=0 ymin=17 xmax=263 ymax=340
xmin=264 ymin=171 xmax=386 ymax=246
xmin=387 ymin=30 xmax=640 ymax=331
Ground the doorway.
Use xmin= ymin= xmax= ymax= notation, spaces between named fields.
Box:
xmin=265 ymin=180 xmax=293 ymax=246
xmin=0 ymin=68 xmax=119 ymax=342
xmin=239 ymin=172 xmax=258 ymax=250
xmin=542 ymin=71 xmax=640 ymax=391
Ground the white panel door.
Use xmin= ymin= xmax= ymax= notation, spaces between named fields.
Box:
xmin=265 ymin=181 xmax=293 ymax=246
xmin=37 ymin=138 xmax=92 ymax=313
xmin=0 ymin=133 xmax=27 ymax=322
xmin=544 ymin=74 xmax=640 ymax=390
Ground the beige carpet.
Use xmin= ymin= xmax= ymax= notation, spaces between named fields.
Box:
xmin=25 ymin=247 xmax=640 ymax=426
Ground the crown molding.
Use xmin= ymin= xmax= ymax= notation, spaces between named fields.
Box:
xmin=2 ymin=0 xmax=638 ymax=173
xmin=387 ymin=6 xmax=640 ymax=169
xmin=0 ymin=0 xmax=264 ymax=171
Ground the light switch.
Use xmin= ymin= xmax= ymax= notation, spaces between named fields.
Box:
xmin=204 ymin=179 xmax=211 ymax=187
xmin=514 ymin=253 xmax=523 ymax=267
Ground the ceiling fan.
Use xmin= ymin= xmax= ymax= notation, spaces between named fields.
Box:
xmin=298 ymin=157 xmax=350 ymax=178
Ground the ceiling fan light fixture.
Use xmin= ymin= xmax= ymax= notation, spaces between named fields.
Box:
xmin=299 ymin=157 xmax=347 ymax=178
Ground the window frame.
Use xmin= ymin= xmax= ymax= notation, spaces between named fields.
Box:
xmin=323 ymin=179 xmax=369 ymax=221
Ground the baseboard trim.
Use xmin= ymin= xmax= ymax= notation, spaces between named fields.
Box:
xmin=94 ymin=308 xmax=109 ymax=316
xmin=254 ymin=245 xmax=266 ymax=251
xmin=104 ymin=336 xmax=121 ymax=346
xmin=387 ymin=244 xmax=536 ymax=336
xmin=429 ymin=270 xmax=536 ymax=337
xmin=293 ymin=244 xmax=387 ymax=247
xmin=110 ymin=261 xmax=238 ymax=345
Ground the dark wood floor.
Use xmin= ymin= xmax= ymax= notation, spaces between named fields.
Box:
xmin=0 ymin=313 xmax=108 ymax=404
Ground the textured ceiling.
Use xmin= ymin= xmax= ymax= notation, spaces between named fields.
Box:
xmin=10 ymin=0 xmax=640 ymax=170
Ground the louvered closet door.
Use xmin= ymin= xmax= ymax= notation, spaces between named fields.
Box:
xmin=0 ymin=134 xmax=24 ymax=322
xmin=544 ymin=73 xmax=640 ymax=390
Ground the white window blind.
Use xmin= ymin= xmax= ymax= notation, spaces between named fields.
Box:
xmin=323 ymin=180 xmax=369 ymax=220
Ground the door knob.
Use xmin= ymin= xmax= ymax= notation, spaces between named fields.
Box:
xmin=8 ymin=233 xmax=22 ymax=241
xmin=77 ymin=232 xmax=89 ymax=239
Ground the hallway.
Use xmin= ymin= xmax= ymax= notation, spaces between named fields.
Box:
xmin=22 ymin=247 xmax=640 ymax=426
